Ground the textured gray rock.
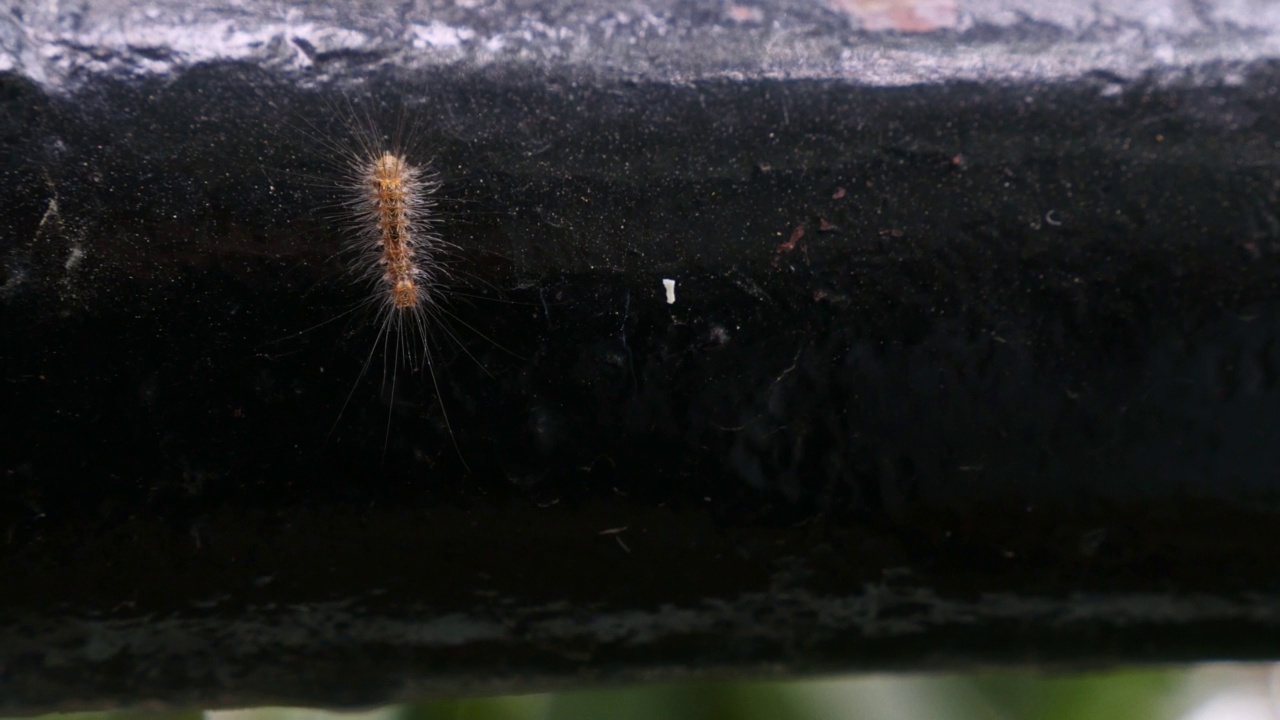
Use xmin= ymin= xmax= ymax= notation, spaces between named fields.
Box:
xmin=3 ymin=0 xmax=1279 ymax=89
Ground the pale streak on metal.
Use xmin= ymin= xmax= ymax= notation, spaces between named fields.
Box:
xmin=663 ymin=278 xmax=676 ymax=304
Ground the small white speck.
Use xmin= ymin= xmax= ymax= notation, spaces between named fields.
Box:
xmin=64 ymin=246 xmax=85 ymax=271
xmin=663 ymin=278 xmax=676 ymax=304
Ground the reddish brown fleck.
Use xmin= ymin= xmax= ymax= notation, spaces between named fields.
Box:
xmin=825 ymin=0 xmax=958 ymax=32
xmin=773 ymin=224 xmax=807 ymax=267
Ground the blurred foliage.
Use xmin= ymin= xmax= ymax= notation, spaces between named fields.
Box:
xmin=972 ymin=669 xmax=1178 ymax=720
xmin=10 ymin=666 xmax=1277 ymax=720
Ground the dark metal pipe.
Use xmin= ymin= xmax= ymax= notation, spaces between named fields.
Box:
xmin=3 ymin=0 xmax=1280 ymax=712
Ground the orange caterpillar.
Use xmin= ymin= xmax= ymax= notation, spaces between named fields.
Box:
xmin=331 ymin=137 xmax=460 ymax=453
xmin=291 ymin=98 xmax=498 ymax=458
xmin=353 ymin=150 xmax=443 ymax=344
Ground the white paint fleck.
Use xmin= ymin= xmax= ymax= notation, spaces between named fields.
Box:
xmin=65 ymin=245 xmax=85 ymax=271
xmin=663 ymin=278 xmax=676 ymax=304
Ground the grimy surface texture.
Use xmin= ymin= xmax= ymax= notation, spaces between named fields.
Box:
xmin=4 ymin=0 xmax=1280 ymax=712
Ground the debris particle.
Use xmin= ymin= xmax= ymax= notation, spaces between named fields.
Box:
xmin=64 ymin=246 xmax=85 ymax=271
xmin=773 ymin=224 xmax=806 ymax=267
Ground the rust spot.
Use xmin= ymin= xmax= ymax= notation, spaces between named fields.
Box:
xmin=726 ymin=4 xmax=765 ymax=23
xmin=826 ymin=0 xmax=959 ymax=32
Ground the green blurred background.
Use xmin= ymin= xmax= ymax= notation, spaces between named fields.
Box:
xmin=14 ymin=665 xmax=1279 ymax=720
